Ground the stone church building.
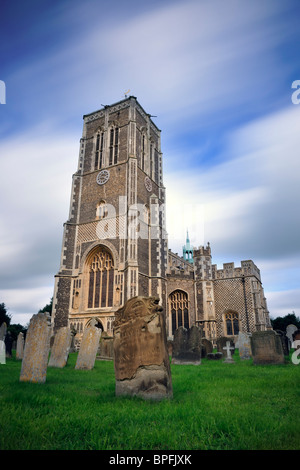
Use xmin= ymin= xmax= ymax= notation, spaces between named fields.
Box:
xmin=51 ymin=96 xmax=271 ymax=345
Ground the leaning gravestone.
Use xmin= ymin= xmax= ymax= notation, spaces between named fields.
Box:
xmin=238 ymin=332 xmax=252 ymax=360
xmin=172 ymin=325 xmax=202 ymax=365
xmin=250 ymin=330 xmax=284 ymax=365
xmin=48 ymin=326 xmax=72 ymax=368
xmin=16 ymin=332 xmax=24 ymax=360
xmin=0 ymin=340 xmax=6 ymax=364
xmin=75 ymin=320 xmax=102 ymax=370
xmin=113 ymin=296 xmax=173 ymax=401
xmin=20 ymin=312 xmax=51 ymax=383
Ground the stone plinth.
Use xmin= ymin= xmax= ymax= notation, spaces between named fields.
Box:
xmin=113 ymin=296 xmax=173 ymax=401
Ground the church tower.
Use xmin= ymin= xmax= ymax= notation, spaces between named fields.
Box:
xmin=51 ymin=96 xmax=168 ymax=336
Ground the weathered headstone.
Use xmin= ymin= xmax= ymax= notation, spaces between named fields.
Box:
xmin=250 ymin=330 xmax=284 ymax=365
xmin=75 ymin=320 xmax=102 ymax=370
xmin=113 ymin=296 xmax=173 ymax=401
xmin=223 ymin=341 xmax=235 ymax=363
xmin=238 ymin=332 xmax=252 ymax=360
xmin=48 ymin=326 xmax=72 ymax=368
xmin=0 ymin=340 xmax=6 ymax=364
xmin=201 ymin=338 xmax=213 ymax=358
xmin=19 ymin=312 xmax=51 ymax=383
xmin=172 ymin=325 xmax=202 ymax=365
xmin=16 ymin=332 xmax=24 ymax=360
xmin=286 ymin=324 xmax=298 ymax=349
xmin=97 ymin=331 xmax=114 ymax=360
xmin=274 ymin=330 xmax=289 ymax=356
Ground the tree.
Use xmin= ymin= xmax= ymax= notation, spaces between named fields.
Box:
xmin=0 ymin=303 xmax=12 ymax=327
xmin=271 ymin=312 xmax=300 ymax=331
xmin=38 ymin=297 xmax=53 ymax=315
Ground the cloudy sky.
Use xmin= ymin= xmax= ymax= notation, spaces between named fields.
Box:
xmin=1 ymin=0 xmax=300 ymax=325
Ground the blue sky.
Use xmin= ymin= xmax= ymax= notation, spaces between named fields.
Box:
xmin=0 ymin=0 xmax=300 ymax=325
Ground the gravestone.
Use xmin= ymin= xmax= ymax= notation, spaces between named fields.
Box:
xmin=113 ymin=296 xmax=173 ymax=401
xmin=216 ymin=336 xmax=235 ymax=354
xmin=0 ymin=322 xmax=7 ymax=341
xmin=250 ymin=330 xmax=284 ymax=365
xmin=97 ymin=331 xmax=114 ymax=360
xmin=19 ymin=312 xmax=51 ymax=383
xmin=0 ymin=340 xmax=6 ymax=364
xmin=75 ymin=320 xmax=102 ymax=370
xmin=238 ymin=332 xmax=252 ymax=360
xmin=48 ymin=327 xmax=72 ymax=368
xmin=16 ymin=332 xmax=24 ymax=360
xmin=172 ymin=325 xmax=202 ymax=365
xmin=286 ymin=325 xmax=298 ymax=349
xmin=274 ymin=330 xmax=289 ymax=356
xmin=201 ymin=338 xmax=213 ymax=358
xmin=223 ymin=341 xmax=235 ymax=363
xmin=5 ymin=331 xmax=13 ymax=358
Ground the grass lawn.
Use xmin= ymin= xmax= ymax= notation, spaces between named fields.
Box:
xmin=0 ymin=351 xmax=299 ymax=450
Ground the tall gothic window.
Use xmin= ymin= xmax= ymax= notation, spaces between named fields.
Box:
xmin=95 ymin=131 xmax=104 ymax=170
xmin=109 ymin=126 xmax=119 ymax=166
xmin=225 ymin=311 xmax=239 ymax=335
xmin=87 ymin=247 xmax=114 ymax=309
xmin=169 ymin=290 xmax=189 ymax=334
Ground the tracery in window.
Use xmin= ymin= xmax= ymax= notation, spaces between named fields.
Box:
xmin=87 ymin=247 xmax=114 ymax=309
xmin=225 ymin=311 xmax=239 ymax=335
xmin=169 ymin=290 xmax=189 ymax=334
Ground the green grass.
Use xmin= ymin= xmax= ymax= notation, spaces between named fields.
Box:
xmin=0 ymin=351 xmax=299 ymax=450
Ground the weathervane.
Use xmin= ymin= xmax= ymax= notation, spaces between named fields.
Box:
xmin=124 ymin=89 xmax=130 ymax=98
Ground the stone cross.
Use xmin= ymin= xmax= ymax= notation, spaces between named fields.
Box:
xmin=223 ymin=341 xmax=235 ymax=363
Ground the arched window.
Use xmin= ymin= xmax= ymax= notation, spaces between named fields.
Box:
xmin=169 ymin=290 xmax=189 ymax=334
xmin=87 ymin=247 xmax=114 ymax=309
xmin=95 ymin=131 xmax=104 ymax=170
xmin=109 ymin=126 xmax=119 ymax=165
xmin=96 ymin=200 xmax=107 ymax=220
xmin=225 ymin=311 xmax=239 ymax=336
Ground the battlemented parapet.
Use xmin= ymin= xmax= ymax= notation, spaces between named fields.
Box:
xmin=212 ymin=260 xmax=261 ymax=281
